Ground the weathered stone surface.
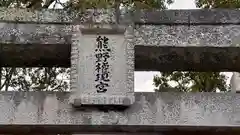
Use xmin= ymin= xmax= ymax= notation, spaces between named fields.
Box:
xmin=133 ymin=9 xmax=191 ymax=24
xmin=0 ymin=43 xmax=70 ymax=67
xmin=135 ymin=46 xmax=240 ymax=71
xmin=133 ymin=25 xmax=240 ymax=71
xmin=2 ymin=24 xmax=240 ymax=70
xmin=2 ymin=8 xmax=240 ymax=25
xmin=134 ymin=9 xmax=240 ymax=24
xmin=189 ymin=9 xmax=240 ymax=24
xmin=0 ymin=22 xmax=72 ymax=44
xmin=0 ymin=7 xmax=75 ymax=23
xmin=0 ymin=8 xmax=39 ymax=22
xmin=4 ymin=23 xmax=240 ymax=47
xmin=0 ymin=22 xmax=72 ymax=67
xmin=2 ymin=8 xmax=240 ymax=135
xmin=134 ymin=25 xmax=240 ymax=47
xmin=0 ymin=7 xmax=117 ymax=24
xmin=0 ymin=92 xmax=239 ymax=133
xmin=69 ymin=26 xmax=135 ymax=106
xmin=70 ymin=25 xmax=81 ymax=94
xmin=2 ymin=23 xmax=240 ymax=70
xmin=1 ymin=8 xmax=240 ymax=70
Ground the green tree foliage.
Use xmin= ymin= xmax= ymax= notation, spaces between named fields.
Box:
xmin=195 ymin=0 xmax=240 ymax=8
xmin=153 ymin=72 xmax=229 ymax=92
xmin=154 ymin=0 xmax=236 ymax=92
xmin=66 ymin=0 xmax=173 ymax=10
xmin=0 ymin=0 xmax=173 ymax=91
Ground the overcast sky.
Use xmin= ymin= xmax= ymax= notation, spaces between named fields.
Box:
xmin=52 ymin=0 xmax=233 ymax=92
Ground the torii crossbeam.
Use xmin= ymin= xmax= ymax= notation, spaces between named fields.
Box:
xmin=0 ymin=8 xmax=240 ymax=135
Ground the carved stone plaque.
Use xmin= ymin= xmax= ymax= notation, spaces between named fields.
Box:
xmin=70 ymin=27 xmax=135 ymax=106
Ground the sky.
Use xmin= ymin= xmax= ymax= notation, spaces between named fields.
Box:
xmin=51 ymin=0 xmax=233 ymax=92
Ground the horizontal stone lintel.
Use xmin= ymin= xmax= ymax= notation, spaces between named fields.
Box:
xmin=2 ymin=23 xmax=240 ymax=47
xmin=0 ymin=125 xmax=240 ymax=134
xmin=133 ymin=9 xmax=240 ymax=25
xmin=2 ymin=23 xmax=240 ymax=46
xmin=135 ymin=25 xmax=240 ymax=47
xmin=0 ymin=22 xmax=126 ymax=45
xmin=0 ymin=19 xmax=72 ymax=67
xmin=0 ymin=23 xmax=125 ymax=67
xmin=135 ymin=46 xmax=240 ymax=71
xmin=0 ymin=43 xmax=70 ymax=67
xmin=1 ymin=23 xmax=240 ymax=70
xmin=0 ymin=22 xmax=73 ymax=45
xmin=0 ymin=91 xmax=240 ymax=131
xmin=1 ymin=45 xmax=240 ymax=71
xmin=2 ymin=8 xmax=240 ymax=25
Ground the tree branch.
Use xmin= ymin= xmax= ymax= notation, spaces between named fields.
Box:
xmin=5 ymin=68 xmax=15 ymax=91
xmin=42 ymin=0 xmax=55 ymax=8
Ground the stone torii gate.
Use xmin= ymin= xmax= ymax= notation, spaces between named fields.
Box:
xmin=1 ymin=7 xmax=240 ymax=135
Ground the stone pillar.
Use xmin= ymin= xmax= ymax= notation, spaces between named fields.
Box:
xmin=70 ymin=24 xmax=81 ymax=95
xmin=69 ymin=24 xmax=135 ymax=107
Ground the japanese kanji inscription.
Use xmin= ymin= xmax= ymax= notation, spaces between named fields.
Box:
xmin=70 ymin=28 xmax=135 ymax=106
